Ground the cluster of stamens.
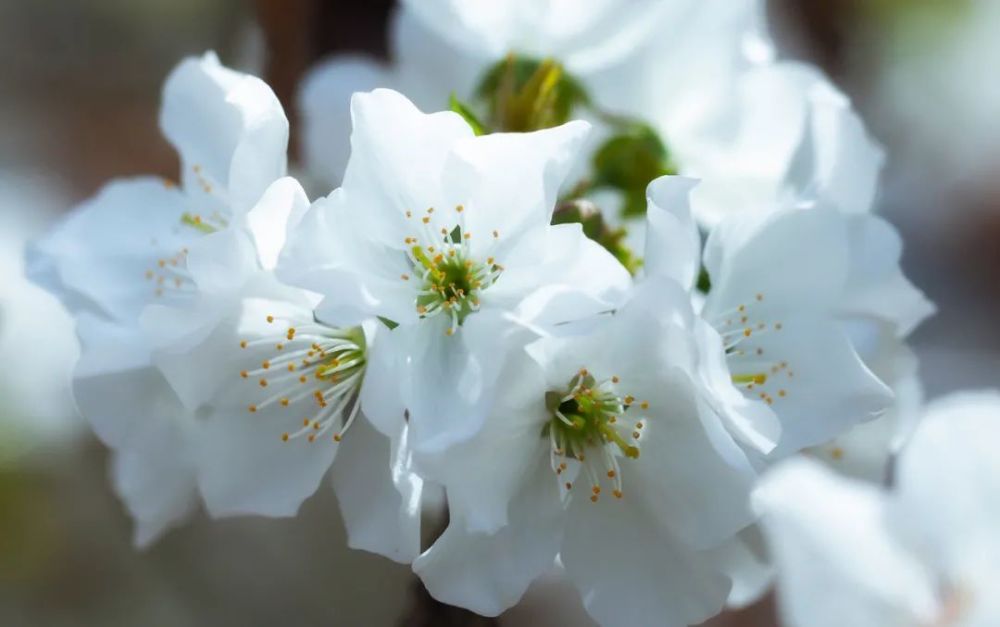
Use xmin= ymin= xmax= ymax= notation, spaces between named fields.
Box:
xmin=543 ymin=368 xmax=648 ymax=503
xmin=240 ymin=316 xmax=367 ymax=444
xmin=712 ymin=292 xmax=792 ymax=406
xmin=145 ymin=247 xmax=194 ymax=299
xmin=402 ymin=205 xmax=503 ymax=335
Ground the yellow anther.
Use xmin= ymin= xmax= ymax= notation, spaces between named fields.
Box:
xmin=240 ymin=340 xmax=248 ymax=349
xmin=266 ymin=315 xmax=274 ymax=323
xmin=639 ymin=401 xmax=649 ymax=410
xmin=248 ymin=405 xmax=257 ymax=413
xmin=281 ymin=433 xmax=289 ymax=442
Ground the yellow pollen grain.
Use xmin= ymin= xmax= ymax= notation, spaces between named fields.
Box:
xmin=266 ymin=315 xmax=274 ymax=323
xmin=613 ymin=490 xmax=623 ymax=499
xmin=276 ymin=343 xmax=284 ymax=350
xmin=607 ymin=470 xmax=616 ymax=478
xmin=624 ymin=395 xmax=634 ymax=405
xmin=261 ymin=360 xmax=270 ymax=369
xmin=831 ymin=447 xmax=844 ymax=460
xmin=240 ymin=370 xmax=248 ymax=379
xmin=422 ymin=217 xmax=430 ymax=224
xmin=590 ymin=495 xmax=599 ymax=503
xmin=299 ymin=375 xmax=308 ymax=383
xmin=592 ymin=486 xmax=601 ymax=494
xmin=778 ymin=389 xmax=787 ymax=397
xmin=464 ymin=232 xmax=472 ymax=240
xmin=333 ymin=434 xmax=342 ymax=442
xmin=307 ymin=434 xmax=316 ymax=443
xmin=756 ymin=293 xmax=764 ymax=301
xmin=280 ymin=398 xmax=289 ymax=407
xmin=240 ymin=340 xmax=248 ymax=349
xmin=743 ymin=328 xmax=752 ymax=337
xmin=612 ymin=375 xmax=620 ymax=383
xmin=259 ymin=379 xmax=268 ymax=388
xmin=248 ymin=405 xmax=257 ymax=413
xmin=281 ymin=433 xmax=289 ymax=442
xmin=287 ymin=364 xmax=296 ymax=372
xmin=456 ymin=204 xmax=464 ymax=213
xmin=303 ymin=418 xmax=310 ymax=427
xmin=639 ymin=401 xmax=649 ymax=410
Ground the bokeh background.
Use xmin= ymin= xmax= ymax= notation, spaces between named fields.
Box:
xmin=2 ymin=1 xmax=998 ymax=625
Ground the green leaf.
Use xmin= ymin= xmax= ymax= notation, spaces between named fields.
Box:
xmin=448 ymin=92 xmax=487 ymax=135
xmin=377 ymin=316 xmax=399 ymax=330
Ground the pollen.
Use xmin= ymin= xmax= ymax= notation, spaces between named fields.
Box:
xmin=266 ymin=315 xmax=275 ymax=323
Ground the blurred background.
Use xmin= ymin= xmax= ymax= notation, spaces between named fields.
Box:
xmin=1 ymin=1 xmax=998 ymax=625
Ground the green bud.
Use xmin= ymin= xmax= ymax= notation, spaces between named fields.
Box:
xmin=476 ymin=54 xmax=590 ymax=132
xmin=591 ymin=122 xmax=677 ymax=218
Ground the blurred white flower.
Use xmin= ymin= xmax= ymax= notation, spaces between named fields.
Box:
xmin=298 ymin=0 xmax=881 ymax=233
xmin=412 ymin=278 xmax=757 ymax=627
xmin=755 ymin=390 xmax=1000 ymax=627
xmin=27 ymin=52 xmax=294 ymax=545
xmin=0 ymin=173 xmax=79 ymax=462
xmin=278 ymin=89 xmax=630 ymax=454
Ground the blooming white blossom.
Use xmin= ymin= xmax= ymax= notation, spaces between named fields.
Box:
xmin=755 ymin=390 xmax=1000 ymax=627
xmin=645 ymin=176 xmax=931 ymax=459
xmin=26 ymin=52 xmax=294 ymax=544
xmin=412 ymin=278 xmax=758 ymax=627
xmin=299 ymin=0 xmax=880 ymax=234
xmin=278 ymin=88 xmax=630 ymax=453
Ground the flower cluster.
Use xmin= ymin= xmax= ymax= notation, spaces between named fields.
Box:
xmin=28 ymin=3 xmax=997 ymax=626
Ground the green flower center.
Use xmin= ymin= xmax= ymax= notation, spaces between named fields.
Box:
xmin=543 ymin=368 xmax=647 ymax=502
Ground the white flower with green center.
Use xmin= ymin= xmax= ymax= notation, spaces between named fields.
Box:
xmin=191 ymin=298 xmax=423 ymax=563
xmin=755 ymin=390 xmax=1000 ymax=627
xmin=410 ymin=279 xmax=758 ymax=627
xmin=27 ymin=51 xmax=293 ymax=545
xmin=278 ymin=88 xmax=631 ymax=453
xmin=644 ymin=176 xmax=935 ymax=458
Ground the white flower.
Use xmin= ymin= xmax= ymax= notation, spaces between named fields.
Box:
xmin=188 ymin=297 xmax=424 ymax=563
xmin=755 ymin=390 xmax=1000 ymax=627
xmin=26 ymin=51 xmax=291 ymax=544
xmin=298 ymin=0 xmax=880 ymax=235
xmin=411 ymin=279 xmax=757 ymax=626
xmin=645 ymin=176 xmax=934 ymax=458
xmin=278 ymin=88 xmax=631 ymax=453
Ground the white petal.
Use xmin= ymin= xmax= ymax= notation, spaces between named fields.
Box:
xmin=891 ymin=390 xmax=1000 ymax=563
xmin=277 ymin=188 xmax=417 ymax=326
xmin=26 ymin=177 xmax=191 ymax=322
xmin=298 ymin=55 xmax=395 ymax=187
xmin=441 ymin=120 xmax=592 ymax=250
xmin=785 ymin=85 xmax=885 ymax=214
xmin=840 ymin=214 xmax=934 ymax=337
xmin=704 ymin=207 xmax=850 ymax=317
xmin=736 ymin=315 xmax=892 ymax=457
xmin=487 ymin=223 xmax=631 ymax=320
xmin=330 ymin=418 xmax=422 ymax=564
xmin=184 ymin=226 xmax=259 ymax=295
xmin=414 ymin=456 xmax=564 ymax=617
xmin=709 ymin=526 xmax=774 ymax=609
xmin=642 ymin=175 xmax=702 ymax=291
xmin=562 ymin=493 xmax=732 ymax=627
xmin=413 ymin=347 xmax=549 ymax=534
xmin=197 ymin=401 xmax=338 ymax=518
xmin=630 ymin=367 xmax=756 ymax=549
xmin=244 ymin=177 xmax=310 ymax=271
xmin=754 ymin=458 xmax=937 ymax=627
xmin=398 ymin=310 xmax=537 ymax=454
xmin=73 ymin=315 xmax=198 ymax=547
xmin=694 ymin=319 xmax=781 ymax=455
xmin=160 ymin=52 xmax=288 ymax=211
xmin=342 ymin=88 xmax=472 ymax=231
